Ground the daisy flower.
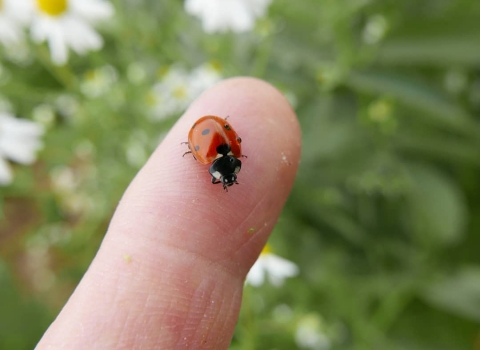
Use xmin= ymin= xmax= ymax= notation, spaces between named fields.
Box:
xmin=246 ymin=244 xmax=299 ymax=287
xmin=362 ymin=14 xmax=388 ymax=45
xmin=0 ymin=0 xmax=30 ymax=47
xmin=80 ymin=65 xmax=118 ymax=98
xmin=29 ymin=0 xmax=114 ymax=65
xmin=184 ymin=0 xmax=273 ymax=34
xmin=149 ymin=63 xmax=222 ymax=121
xmin=0 ymin=112 xmax=45 ymax=185
xmin=190 ymin=62 xmax=223 ymax=97
xmin=295 ymin=314 xmax=332 ymax=350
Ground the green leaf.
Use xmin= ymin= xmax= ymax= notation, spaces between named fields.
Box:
xmin=377 ymin=37 xmax=480 ymax=67
xmin=422 ymin=266 xmax=480 ymax=322
xmin=0 ymin=261 xmax=51 ymax=350
xmin=395 ymin=131 xmax=480 ymax=166
xmin=405 ymin=164 xmax=467 ymax=245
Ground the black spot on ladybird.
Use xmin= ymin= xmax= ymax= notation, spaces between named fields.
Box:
xmin=202 ymin=128 xmax=210 ymax=135
xmin=224 ymin=124 xmax=231 ymax=130
xmin=237 ymin=136 xmax=242 ymax=143
xmin=195 ymin=145 xmax=200 ymax=151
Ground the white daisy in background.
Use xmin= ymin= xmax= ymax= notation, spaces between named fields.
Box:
xmin=29 ymin=0 xmax=114 ymax=65
xmin=184 ymin=0 xmax=273 ymax=34
xmin=362 ymin=14 xmax=388 ymax=45
xmin=148 ymin=63 xmax=222 ymax=121
xmin=295 ymin=314 xmax=332 ymax=350
xmin=190 ymin=62 xmax=222 ymax=97
xmin=49 ymin=165 xmax=94 ymax=215
xmin=80 ymin=65 xmax=118 ymax=98
xmin=0 ymin=0 xmax=30 ymax=47
xmin=0 ymin=113 xmax=45 ymax=185
xmin=246 ymin=244 xmax=299 ymax=287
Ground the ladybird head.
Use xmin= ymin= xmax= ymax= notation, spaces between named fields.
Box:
xmin=221 ymin=173 xmax=238 ymax=188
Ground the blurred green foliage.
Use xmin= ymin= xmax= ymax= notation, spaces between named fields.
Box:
xmin=1 ymin=0 xmax=480 ymax=349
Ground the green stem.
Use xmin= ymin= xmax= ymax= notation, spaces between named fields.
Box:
xmin=34 ymin=46 xmax=77 ymax=90
xmin=371 ymin=285 xmax=415 ymax=332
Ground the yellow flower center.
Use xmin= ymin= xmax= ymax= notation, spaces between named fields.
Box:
xmin=260 ymin=244 xmax=272 ymax=255
xmin=145 ymin=93 xmax=157 ymax=106
xmin=173 ymin=86 xmax=187 ymax=99
xmin=37 ymin=0 xmax=68 ymax=16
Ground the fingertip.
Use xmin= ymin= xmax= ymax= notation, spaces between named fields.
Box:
xmin=118 ymin=77 xmax=302 ymax=268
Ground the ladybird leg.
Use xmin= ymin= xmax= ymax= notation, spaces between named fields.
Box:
xmin=225 ymin=115 xmax=230 ymax=120
xmin=223 ymin=184 xmax=229 ymax=192
xmin=180 ymin=141 xmax=189 ymax=145
xmin=241 ymin=154 xmax=248 ymax=158
xmin=211 ymin=177 xmax=221 ymax=184
xmin=182 ymin=151 xmax=192 ymax=157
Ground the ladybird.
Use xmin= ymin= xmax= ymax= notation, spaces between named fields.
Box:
xmin=183 ymin=115 xmax=245 ymax=191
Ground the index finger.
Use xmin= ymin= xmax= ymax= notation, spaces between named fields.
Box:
xmin=37 ymin=77 xmax=301 ymax=349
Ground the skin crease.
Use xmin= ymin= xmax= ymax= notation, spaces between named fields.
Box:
xmin=36 ymin=77 xmax=301 ymax=350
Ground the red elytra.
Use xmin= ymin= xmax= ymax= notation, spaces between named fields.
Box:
xmin=187 ymin=115 xmax=242 ymax=164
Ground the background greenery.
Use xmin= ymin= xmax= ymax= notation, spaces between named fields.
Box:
xmin=1 ymin=0 xmax=480 ymax=349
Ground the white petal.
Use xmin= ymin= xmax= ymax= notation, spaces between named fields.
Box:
xmin=0 ymin=137 xmax=42 ymax=164
xmin=245 ymin=259 xmax=266 ymax=286
xmin=4 ymin=0 xmax=34 ymax=23
xmin=0 ymin=156 xmax=13 ymax=185
xmin=30 ymin=15 xmax=70 ymax=65
xmin=0 ymin=17 xmax=24 ymax=46
xmin=70 ymin=0 xmax=114 ymax=22
xmin=30 ymin=17 xmax=50 ymax=43
xmin=267 ymin=255 xmax=299 ymax=277
xmin=62 ymin=16 xmax=103 ymax=54
xmin=184 ymin=0 xmax=272 ymax=33
xmin=0 ymin=113 xmax=44 ymax=137
xmin=228 ymin=2 xmax=254 ymax=32
xmin=184 ymin=0 xmax=202 ymax=15
xmin=0 ymin=114 xmax=44 ymax=164
xmin=47 ymin=23 xmax=69 ymax=65
xmin=264 ymin=254 xmax=299 ymax=287
xmin=246 ymin=0 xmax=272 ymax=17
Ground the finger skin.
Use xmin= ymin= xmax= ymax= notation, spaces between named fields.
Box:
xmin=36 ymin=77 xmax=301 ymax=349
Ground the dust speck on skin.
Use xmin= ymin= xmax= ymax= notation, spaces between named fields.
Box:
xmin=281 ymin=151 xmax=291 ymax=165
xmin=124 ymin=254 xmax=132 ymax=262
xmin=247 ymin=227 xmax=255 ymax=234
